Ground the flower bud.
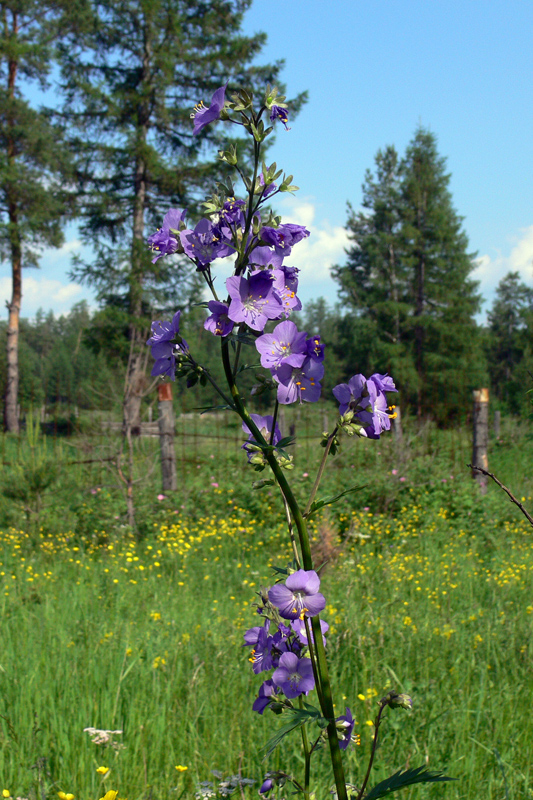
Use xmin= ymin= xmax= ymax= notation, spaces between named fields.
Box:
xmin=380 ymin=690 xmax=413 ymax=710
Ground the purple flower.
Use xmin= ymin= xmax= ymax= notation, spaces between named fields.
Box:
xmin=332 ymin=374 xmax=367 ymax=416
xmin=252 ymin=679 xmax=280 ymax=714
xmin=333 ymin=373 xmax=397 ymax=438
xmin=146 ymin=311 xmax=187 ymax=380
xmin=181 ymin=218 xmax=236 ymax=267
xmin=249 ymin=627 xmax=275 ymax=674
xmin=192 ymin=83 xmax=227 ymax=135
xmin=259 ymin=778 xmax=274 ymax=796
xmin=272 ymin=267 xmax=302 ymax=316
xmin=305 ymin=334 xmax=325 ymax=362
xmin=147 ymin=208 xmax=186 ymax=262
xmin=220 ymin=197 xmax=246 ymax=226
xmin=242 ymin=414 xmax=281 ymax=461
xmin=268 ymin=569 xmax=325 ymax=620
xmin=226 ymin=272 xmax=284 ymax=331
xmin=269 ymin=105 xmax=290 ymax=130
xmin=204 ymin=300 xmax=234 ymax=337
xmin=260 ymin=223 xmax=310 ymax=252
xmin=291 ymin=618 xmax=329 ymax=648
xmin=336 ymin=707 xmax=355 ymax=750
xmin=272 ymin=652 xmax=314 ymax=699
xmin=255 ymin=320 xmax=307 ymax=371
xmin=370 ymin=373 xmax=396 ymax=393
xmin=274 ymin=356 xmax=324 ymax=405
xmin=248 ymin=246 xmax=284 ymax=270
xmin=243 ymin=619 xmax=270 ymax=648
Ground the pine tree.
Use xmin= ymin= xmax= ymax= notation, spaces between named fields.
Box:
xmin=334 ymin=128 xmax=485 ymax=422
xmin=487 ymin=271 xmax=533 ymax=409
xmin=0 ymin=0 xmax=74 ymax=432
xmin=58 ymin=0 xmax=306 ymax=434
xmin=332 ymin=146 xmax=416 ymax=388
xmin=399 ymin=128 xmax=484 ymax=419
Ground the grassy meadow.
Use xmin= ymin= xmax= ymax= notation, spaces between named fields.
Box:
xmin=0 ymin=405 xmax=532 ymax=800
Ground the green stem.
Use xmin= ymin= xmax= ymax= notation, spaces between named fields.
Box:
xmin=280 ymin=493 xmax=301 ymax=568
xmin=186 ymin=354 xmax=234 ymax=410
xmin=299 ymin=696 xmax=312 ymax=800
xmin=355 ymin=703 xmax=387 ymax=800
xmin=270 ymin=399 xmax=279 ymax=445
xmin=311 ymin=614 xmax=347 ymax=798
xmin=304 ymin=426 xmax=338 ymax=517
xmin=303 ymin=616 xmax=326 ymax=712
xmin=203 ymin=266 xmax=219 ymax=302
xmin=232 ymin=340 xmax=242 ymax=379
xmin=219 ymin=339 xmax=348 ymax=800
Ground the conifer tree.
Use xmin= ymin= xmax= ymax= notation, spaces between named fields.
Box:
xmin=487 ymin=271 xmax=533 ymax=409
xmin=334 ymin=128 xmax=485 ymax=422
xmin=0 ymin=0 xmax=74 ymax=432
xmin=58 ymin=0 xmax=305 ymax=434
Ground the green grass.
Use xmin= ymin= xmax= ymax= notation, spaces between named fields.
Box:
xmin=0 ymin=410 xmax=532 ymax=800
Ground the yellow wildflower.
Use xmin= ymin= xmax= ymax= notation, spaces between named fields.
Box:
xmin=175 ymin=765 xmax=188 ymax=772
xmin=99 ymin=791 xmax=118 ymax=800
xmin=96 ymin=766 xmax=110 ymax=776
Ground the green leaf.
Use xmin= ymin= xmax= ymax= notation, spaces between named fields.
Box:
xmin=260 ymin=709 xmax=321 ymax=759
xmin=195 ymin=404 xmax=234 ymax=414
xmin=364 ymin=766 xmax=456 ymax=800
xmin=304 ymin=485 xmax=364 ymax=518
xmin=270 ymin=565 xmax=289 ymax=576
xmin=276 ymin=435 xmax=296 ymax=448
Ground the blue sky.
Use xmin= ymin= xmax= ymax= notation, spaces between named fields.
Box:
xmin=2 ymin=0 xmax=532 ymax=320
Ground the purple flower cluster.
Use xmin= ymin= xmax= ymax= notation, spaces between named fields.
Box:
xmin=145 ymin=311 xmax=188 ymax=380
xmin=333 ymin=372 xmax=398 ymax=438
xmin=255 ymin=320 xmax=325 ymax=404
xmin=243 ymin=570 xmax=326 ymax=712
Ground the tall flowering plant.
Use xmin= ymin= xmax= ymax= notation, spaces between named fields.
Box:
xmin=147 ymin=84 xmax=452 ymax=800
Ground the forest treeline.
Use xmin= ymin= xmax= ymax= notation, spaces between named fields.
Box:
xmin=1 ymin=256 xmax=532 ymax=426
xmin=1 ymin=1 xmax=531 ymax=429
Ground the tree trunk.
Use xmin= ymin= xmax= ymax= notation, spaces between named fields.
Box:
xmin=3 ymin=13 xmax=21 ymax=433
xmin=4 ymin=236 xmax=21 ymax=433
xmin=123 ymin=19 xmax=152 ymax=436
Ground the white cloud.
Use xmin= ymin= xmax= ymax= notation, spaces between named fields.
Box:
xmin=277 ymin=197 xmax=349 ymax=285
xmin=0 ymin=275 xmax=89 ymax=318
xmin=472 ymin=225 xmax=533 ymax=323
xmin=473 ymin=225 xmax=533 ymax=315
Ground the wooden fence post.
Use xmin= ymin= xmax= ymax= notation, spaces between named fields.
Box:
xmin=472 ymin=388 xmax=489 ymax=494
xmin=158 ymin=383 xmax=177 ymax=491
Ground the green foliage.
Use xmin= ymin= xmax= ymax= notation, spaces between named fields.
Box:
xmin=0 ymin=302 xmax=121 ymax=415
xmin=59 ymin=0 xmax=306 ymax=317
xmin=0 ymin=418 xmax=532 ymax=798
xmin=364 ymin=766 xmax=455 ymax=800
xmin=0 ymin=411 xmax=61 ymax=531
xmin=0 ymin=1 xmax=74 ymax=265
